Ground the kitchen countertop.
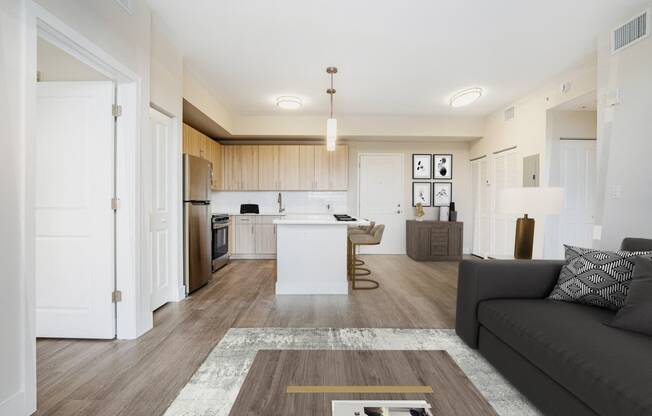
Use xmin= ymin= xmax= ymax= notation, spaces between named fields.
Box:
xmin=274 ymin=214 xmax=369 ymax=226
xmin=226 ymin=212 xmax=286 ymax=216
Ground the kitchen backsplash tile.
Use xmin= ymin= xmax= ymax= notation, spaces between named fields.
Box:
xmin=211 ymin=191 xmax=348 ymax=214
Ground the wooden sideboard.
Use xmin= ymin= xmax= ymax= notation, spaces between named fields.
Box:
xmin=406 ymin=220 xmax=463 ymax=261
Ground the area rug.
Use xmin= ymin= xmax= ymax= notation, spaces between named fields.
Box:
xmin=164 ymin=328 xmax=540 ymax=416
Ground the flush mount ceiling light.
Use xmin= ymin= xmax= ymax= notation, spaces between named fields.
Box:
xmin=276 ymin=96 xmax=303 ymax=110
xmin=449 ymin=87 xmax=483 ymax=108
xmin=325 ymin=67 xmax=338 ymax=151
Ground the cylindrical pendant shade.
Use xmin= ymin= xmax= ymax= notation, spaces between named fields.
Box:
xmin=326 ymin=118 xmax=337 ymax=151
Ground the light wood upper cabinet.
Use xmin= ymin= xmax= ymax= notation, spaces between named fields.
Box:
xmin=223 ymin=145 xmax=242 ymax=190
xmin=183 ymin=124 xmax=204 ymax=158
xmin=314 ymin=145 xmax=330 ymax=190
xmin=258 ymin=145 xmax=279 ymax=190
xmin=183 ymin=123 xmax=223 ymax=190
xmin=329 ymin=144 xmax=348 ymax=190
xmin=298 ymin=145 xmax=315 ymax=190
xmin=240 ymin=145 xmax=259 ymax=190
xmin=221 ymin=144 xmax=348 ymax=191
xmin=208 ymin=140 xmax=223 ymax=191
xmin=279 ymin=146 xmax=301 ymax=190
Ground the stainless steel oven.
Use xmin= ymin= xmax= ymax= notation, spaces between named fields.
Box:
xmin=212 ymin=214 xmax=229 ymax=272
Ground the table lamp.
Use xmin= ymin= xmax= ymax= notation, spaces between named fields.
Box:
xmin=496 ymin=187 xmax=564 ymax=259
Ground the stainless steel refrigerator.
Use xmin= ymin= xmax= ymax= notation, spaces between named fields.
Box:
xmin=183 ymin=154 xmax=212 ymax=293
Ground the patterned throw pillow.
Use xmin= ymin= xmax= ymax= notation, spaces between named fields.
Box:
xmin=548 ymin=245 xmax=652 ymax=311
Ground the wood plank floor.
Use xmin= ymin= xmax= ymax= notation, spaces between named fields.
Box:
xmin=36 ymin=255 xmax=460 ymax=416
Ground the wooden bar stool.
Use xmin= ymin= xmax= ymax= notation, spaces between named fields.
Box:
xmin=348 ymin=224 xmax=385 ymax=290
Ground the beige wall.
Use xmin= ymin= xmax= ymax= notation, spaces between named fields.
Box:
xmin=470 ymin=60 xmax=597 ymax=258
xmin=596 ymin=5 xmax=652 ymax=248
xmin=347 ymin=141 xmax=474 ymax=253
xmin=183 ymin=67 xmax=234 ymax=132
xmin=37 ymin=37 xmax=109 ymax=81
xmin=150 ymin=14 xmax=182 ymax=118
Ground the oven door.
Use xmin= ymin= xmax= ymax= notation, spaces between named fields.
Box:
xmin=212 ymin=222 xmax=229 ymax=271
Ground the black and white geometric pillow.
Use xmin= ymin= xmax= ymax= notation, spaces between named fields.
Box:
xmin=548 ymin=245 xmax=652 ymax=311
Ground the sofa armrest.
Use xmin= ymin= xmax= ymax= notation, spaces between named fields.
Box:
xmin=455 ymin=259 xmax=564 ymax=348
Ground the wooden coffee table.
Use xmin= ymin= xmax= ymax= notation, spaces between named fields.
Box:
xmin=229 ymin=350 xmax=496 ymax=415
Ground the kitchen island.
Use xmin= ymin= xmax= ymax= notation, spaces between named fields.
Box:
xmin=273 ymin=214 xmax=369 ymax=295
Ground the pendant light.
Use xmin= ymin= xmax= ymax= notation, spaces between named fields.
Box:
xmin=326 ymin=67 xmax=338 ymax=151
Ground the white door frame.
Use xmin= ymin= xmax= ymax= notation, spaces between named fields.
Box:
xmin=25 ymin=2 xmax=151 ymax=344
xmin=356 ymin=152 xmax=406 ymax=254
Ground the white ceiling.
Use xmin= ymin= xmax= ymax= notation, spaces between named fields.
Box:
xmin=148 ymin=0 xmax=648 ymax=117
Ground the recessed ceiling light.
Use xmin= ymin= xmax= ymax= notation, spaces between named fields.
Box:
xmin=449 ymin=87 xmax=483 ymax=108
xmin=276 ymin=96 xmax=303 ymax=110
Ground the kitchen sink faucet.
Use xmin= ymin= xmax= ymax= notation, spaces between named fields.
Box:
xmin=277 ymin=192 xmax=285 ymax=213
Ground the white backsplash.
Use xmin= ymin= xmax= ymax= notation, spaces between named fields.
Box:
xmin=211 ymin=191 xmax=348 ymax=214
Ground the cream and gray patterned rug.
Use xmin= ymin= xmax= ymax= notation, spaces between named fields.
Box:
xmin=164 ymin=328 xmax=540 ymax=416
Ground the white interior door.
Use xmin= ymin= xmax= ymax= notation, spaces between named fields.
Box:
xmin=149 ymin=109 xmax=174 ymax=310
xmin=36 ymin=81 xmax=115 ymax=339
xmin=558 ymin=140 xmax=597 ymax=255
xmin=358 ymin=153 xmax=405 ymax=254
xmin=491 ymin=149 xmax=519 ymax=256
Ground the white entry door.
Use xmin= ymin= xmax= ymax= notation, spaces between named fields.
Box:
xmin=558 ymin=140 xmax=597 ymax=254
xmin=149 ymin=108 xmax=174 ymax=310
xmin=358 ymin=153 xmax=405 ymax=254
xmin=36 ymin=81 xmax=115 ymax=339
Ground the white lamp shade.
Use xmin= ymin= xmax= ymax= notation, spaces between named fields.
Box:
xmin=496 ymin=187 xmax=564 ymax=216
xmin=326 ymin=118 xmax=337 ymax=151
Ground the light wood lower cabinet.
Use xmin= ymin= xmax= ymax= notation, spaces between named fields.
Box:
xmin=231 ymin=215 xmax=281 ymax=258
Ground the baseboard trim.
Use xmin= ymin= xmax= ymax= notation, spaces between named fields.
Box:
xmin=230 ymin=254 xmax=276 ymax=260
xmin=0 ymin=391 xmax=25 ymax=416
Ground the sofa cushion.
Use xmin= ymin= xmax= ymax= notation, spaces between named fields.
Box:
xmin=548 ymin=245 xmax=652 ymax=310
xmin=609 ymin=256 xmax=652 ymax=336
xmin=478 ymin=299 xmax=652 ymax=416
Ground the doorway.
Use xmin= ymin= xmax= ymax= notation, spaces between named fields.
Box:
xmin=35 ymin=38 xmax=117 ymax=339
xmin=357 ymin=153 xmax=405 ymax=254
xmin=544 ymin=92 xmax=597 ymax=258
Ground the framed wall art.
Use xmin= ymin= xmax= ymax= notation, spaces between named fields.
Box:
xmin=412 ymin=182 xmax=432 ymax=207
xmin=433 ymin=154 xmax=453 ymax=179
xmin=412 ymin=154 xmax=432 ymax=179
xmin=433 ymin=182 xmax=452 ymax=207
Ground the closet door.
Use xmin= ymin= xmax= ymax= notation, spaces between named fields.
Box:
xmin=491 ymin=149 xmax=519 ymax=256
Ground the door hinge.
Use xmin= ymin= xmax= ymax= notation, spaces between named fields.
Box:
xmin=111 ymin=197 xmax=121 ymax=210
xmin=112 ymin=290 xmax=122 ymax=303
xmin=112 ymin=104 xmax=122 ymax=117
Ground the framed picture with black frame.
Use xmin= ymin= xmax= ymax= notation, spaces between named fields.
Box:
xmin=412 ymin=154 xmax=432 ymax=179
xmin=433 ymin=182 xmax=452 ymax=207
xmin=433 ymin=154 xmax=453 ymax=180
xmin=412 ymin=182 xmax=432 ymax=207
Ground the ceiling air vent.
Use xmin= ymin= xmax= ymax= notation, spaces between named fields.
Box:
xmin=504 ymin=106 xmax=515 ymax=121
xmin=612 ymin=10 xmax=649 ymax=53
xmin=115 ymin=0 xmax=134 ymax=15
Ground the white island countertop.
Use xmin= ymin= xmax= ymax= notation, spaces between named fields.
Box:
xmin=274 ymin=214 xmax=369 ymax=295
xmin=274 ymin=214 xmax=369 ymax=226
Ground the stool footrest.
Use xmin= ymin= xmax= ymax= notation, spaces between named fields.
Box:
xmin=352 ymin=278 xmax=380 ymax=290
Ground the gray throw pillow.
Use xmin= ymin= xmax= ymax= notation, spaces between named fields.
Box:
xmin=548 ymin=245 xmax=652 ymax=311
xmin=608 ymin=256 xmax=652 ymax=335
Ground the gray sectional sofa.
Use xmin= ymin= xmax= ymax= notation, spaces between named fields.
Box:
xmin=456 ymin=238 xmax=652 ymax=416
